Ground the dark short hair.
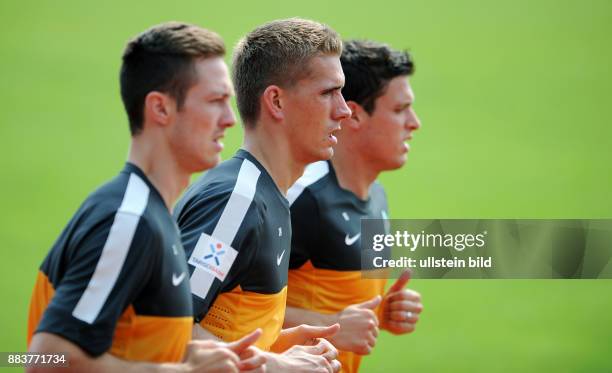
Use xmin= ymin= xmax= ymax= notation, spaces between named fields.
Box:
xmin=233 ymin=18 xmax=342 ymax=127
xmin=340 ymin=40 xmax=414 ymax=114
xmin=120 ymin=22 xmax=225 ymax=135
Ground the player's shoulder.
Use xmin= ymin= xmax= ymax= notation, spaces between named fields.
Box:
xmin=367 ymin=180 xmax=389 ymax=219
xmin=370 ymin=180 xmax=387 ymax=194
xmin=91 ymin=167 xmax=163 ymax=234
xmin=72 ymin=166 xmax=146 ymax=226
xmin=51 ymin=166 xmax=162 ymax=262
xmin=175 ymin=155 xmax=268 ymax=240
xmin=369 ymin=180 xmax=388 ymax=202
xmin=287 ymin=161 xmax=333 ymax=206
xmin=175 ymin=155 xmax=264 ymax=216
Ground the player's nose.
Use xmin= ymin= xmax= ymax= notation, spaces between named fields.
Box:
xmin=333 ymin=93 xmax=352 ymax=121
xmin=220 ymin=104 xmax=236 ymax=128
xmin=406 ymin=108 xmax=421 ymax=131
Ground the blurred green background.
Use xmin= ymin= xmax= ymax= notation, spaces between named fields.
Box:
xmin=1 ymin=0 xmax=611 ymax=371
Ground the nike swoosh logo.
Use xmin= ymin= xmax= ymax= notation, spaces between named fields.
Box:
xmin=172 ymin=272 xmax=186 ymax=286
xmin=277 ymin=250 xmax=285 ymax=266
xmin=345 ymin=233 xmax=361 ymax=246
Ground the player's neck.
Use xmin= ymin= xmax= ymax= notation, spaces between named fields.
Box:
xmin=242 ymin=126 xmax=304 ymax=196
xmin=331 ymin=147 xmax=380 ymax=200
xmin=128 ymin=135 xmax=190 ymax=210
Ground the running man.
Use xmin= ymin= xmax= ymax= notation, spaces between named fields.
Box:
xmin=27 ymin=22 xmax=264 ymax=372
xmin=284 ymin=39 xmax=424 ymax=373
xmin=174 ymin=18 xmax=352 ymax=372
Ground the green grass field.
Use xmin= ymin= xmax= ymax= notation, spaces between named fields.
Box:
xmin=1 ymin=0 xmax=611 ymax=371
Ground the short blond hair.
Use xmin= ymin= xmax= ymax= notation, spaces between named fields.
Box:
xmin=233 ymin=18 xmax=342 ymax=127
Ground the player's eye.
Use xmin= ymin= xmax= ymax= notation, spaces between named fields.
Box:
xmin=395 ymin=104 xmax=411 ymax=113
xmin=322 ymin=87 xmax=342 ymax=96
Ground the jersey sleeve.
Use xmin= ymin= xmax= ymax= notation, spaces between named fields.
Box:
xmin=289 ymin=188 xmax=320 ymax=269
xmin=35 ymin=213 xmax=161 ymax=357
xmin=176 ymin=187 xmax=262 ymax=322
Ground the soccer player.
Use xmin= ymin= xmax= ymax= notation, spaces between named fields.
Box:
xmin=174 ymin=18 xmax=352 ymax=372
xmin=284 ymin=39 xmax=424 ymax=373
xmin=26 ymin=22 xmax=265 ymax=372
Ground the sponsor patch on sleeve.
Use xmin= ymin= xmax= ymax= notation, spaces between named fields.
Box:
xmin=188 ymin=233 xmax=238 ymax=281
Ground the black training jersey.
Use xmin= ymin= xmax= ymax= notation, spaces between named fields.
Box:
xmin=286 ymin=160 xmax=389 ymax=373
xmin=287 ymin=160 xmax=389 ymax=271
xmin=27 ymin=163 xmax=192 ymax=362
xmin=174 ymin=149 xmax=290 ymax=351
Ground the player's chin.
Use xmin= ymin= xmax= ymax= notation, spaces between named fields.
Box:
xmin=394 ymin=154 xmax=408 ymax=168
xmin=300 ymin=142 xmax=335 ymax=163
xmin=193 ymin=153 xmax=221 ymax=173
xmin=317 ymin=145 xmax=335 ymax=161
xmin=382 ymin=155 xmax=406 ymax=171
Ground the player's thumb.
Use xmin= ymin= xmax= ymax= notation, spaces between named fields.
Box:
xmin=301 ymin=323 xmax=340 ymax=340
xmin=355 ymin=295 xmax=382 ymax=310
xmin=226 ymin=328 xmax=262 ymax=354
xmin=387 ymin=269 xmax=411 ymax=293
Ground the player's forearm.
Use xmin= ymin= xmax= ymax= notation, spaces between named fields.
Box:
xmin=191 ymin=322 xmax=221 ymax=341
xmin=72 ymin=354 xmax=187 ymax=373
xmin=25 ymin=358 xmax=182 ymax=373
xmin=27 ymin=333 xmax=186 ymax=373
xmin=283 ymin=306 xmax=337 ymax=328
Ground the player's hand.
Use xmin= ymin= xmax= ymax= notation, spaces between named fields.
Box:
xmin=185 ymin=329 xmax=266 ymax=372
xmin=217 ymin=329 xmax=267 ymax=372
xmin=270 ymin=324 xmax=340 ymax=353
xmin=225 ymin=329 xmax=267 ymax=372
xmin=328 ymin=295 xmax=381 ymax=355
xmin=264 ymin=339 xmax=340 ymax=373
xmin=182 ymin=339 xmax=240 ymax=373
xmin=380 ymin=270 xmax=423 ymax=335
xmin=236 ymin=345 xmax=267 ymax=373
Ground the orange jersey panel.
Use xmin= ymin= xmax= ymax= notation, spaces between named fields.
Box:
xmin=27 ymin=271 xmax=55 ymax=346
xmin=201 ymin=285 xmax=287 ymax=351
xmin=287 ymin=261 xmax=387 ymax=373
xmin=28 ymin=270 xmax=192 ymax=363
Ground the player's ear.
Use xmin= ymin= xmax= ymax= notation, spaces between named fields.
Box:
xmin=344 ymin=101 xmax=366 ymax=130
xmin=261 ymin=85 xmax=284 ymax=121
xmin=143 ymin=91 xmax=176 ymax=128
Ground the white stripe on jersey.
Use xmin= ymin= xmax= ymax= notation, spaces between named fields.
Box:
xmin=72 ymin=173 xmax=150 ymax=324
xmin=287 ymin=161 xmax=329 ymax=206
xmin=190 ymin=159 xmax=261 ymax=300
